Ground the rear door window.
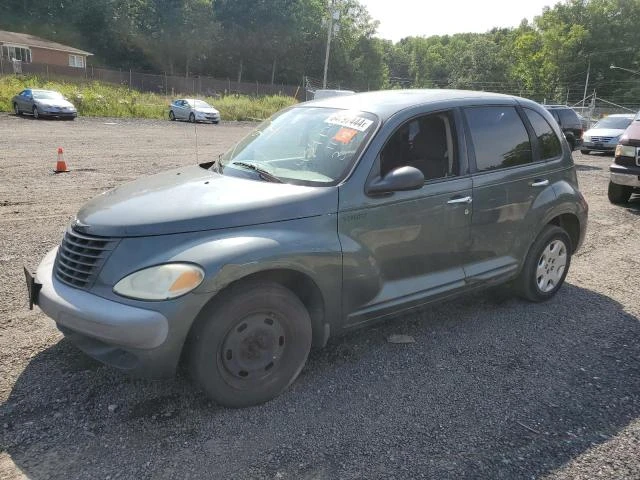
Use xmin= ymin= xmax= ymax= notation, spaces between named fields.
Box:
xmin=524 ymin=109 xmax=562 ymax=160
xmin=464 ymin=106 xmax=532 ymax=171
xmin=558 ymin=109 xmax=578 ymax=126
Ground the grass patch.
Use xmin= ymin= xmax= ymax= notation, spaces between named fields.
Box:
xmin=0 ymin=75 xmax=297 ymax=121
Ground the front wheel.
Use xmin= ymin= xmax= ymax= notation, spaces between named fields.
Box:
xmin=32 ymin=106 xmax=39 ymax=119
xmin=608 ymin=181 xmax=632 ymax=204
xmin=189 ymin=112 xmax=195 ymax=123
xmin=189 ymin=282 xmax=312 ymax=408
xmin=580 ymin=149 xmax=590 ymax=155
xmin=515 ymin=225 xmax=571 ymax=302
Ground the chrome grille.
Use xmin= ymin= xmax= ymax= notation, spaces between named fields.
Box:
xmin=590 ymin=136 xmax=614 ymax=143
xmin=54 ymin=228 xmax=119 ymax=289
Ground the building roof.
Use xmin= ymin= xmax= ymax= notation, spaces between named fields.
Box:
xmin=0 ymin=30 xmax=92 ymax=56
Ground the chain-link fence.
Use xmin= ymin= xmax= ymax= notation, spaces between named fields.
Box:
xmin=0 ymin=58 xmax=303 ymax=100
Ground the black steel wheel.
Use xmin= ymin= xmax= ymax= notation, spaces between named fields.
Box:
xmin=189 ymin=282 xmax=312 ymax=407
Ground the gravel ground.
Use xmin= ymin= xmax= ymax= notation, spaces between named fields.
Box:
xmin=1 ymin=114 xmax=639 ymax=480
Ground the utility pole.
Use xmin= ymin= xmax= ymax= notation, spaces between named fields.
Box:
xmin=322 ymin=0 xmax=340 ymax=89
xmin=582 ymin=58 xmax=590 ymax=108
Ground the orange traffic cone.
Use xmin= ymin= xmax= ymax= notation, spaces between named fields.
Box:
xmin=54 ymin=147 xmax=69 ymax=173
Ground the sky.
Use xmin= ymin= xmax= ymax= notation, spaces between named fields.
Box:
xmin=359 ymin=0 xmax=556 ymax=42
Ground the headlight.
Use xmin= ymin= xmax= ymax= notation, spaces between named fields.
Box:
xmin=615 ymin=145 xmax=636 ymax=157
xmin=583 ymin=135 xmax=591 ymax=142
xmin=113 ymin=263 xmax=204 ymax=300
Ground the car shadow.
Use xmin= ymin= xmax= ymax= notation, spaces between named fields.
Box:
xmin=625 ymin=194 xmax=640 ymax=213
xmin=573 ymin=163 xmax=602 ymax=171
xmin=1 ymin=284 xmax=639 ymax=479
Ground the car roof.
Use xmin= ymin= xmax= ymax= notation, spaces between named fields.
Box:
xmin=600 ymin=113 xmax=635 ymax=118
xmin=301 ymin=89 xmax=524 ymax=120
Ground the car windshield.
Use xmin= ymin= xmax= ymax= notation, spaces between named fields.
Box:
xmin=219 ymin=107 xmax=378 ymax=186
xmin=32 ymin=91 xmax=64 ymax=100
xmin=594 ymin=116 xmax=633 ymax=129
xmin=188 ymin=100 xmax=212 ymax=108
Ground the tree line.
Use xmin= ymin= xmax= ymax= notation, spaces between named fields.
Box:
xmin=1 ymin=0 xmax=639 ymax=104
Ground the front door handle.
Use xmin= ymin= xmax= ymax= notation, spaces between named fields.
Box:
xmin=531 ymin=179 xmax=549 ymax=187
xmin=447 ymin=195 xmax=472 ymax=205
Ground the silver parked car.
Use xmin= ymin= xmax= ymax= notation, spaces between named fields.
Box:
xmin=12 ymin=88 xmax=77 ymax=120
xmin=581 ymin=113 xmax=635 ymax=154
xmin=169 ymin=98 xmax=220 ymax=124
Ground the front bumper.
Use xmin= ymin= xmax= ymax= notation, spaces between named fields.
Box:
xmin=41 ymin=111 xmax=77 ymax=119
xmin=33 ymin=248 xmax=180 ymax=376
xmin=610 ymin=164 xmax=640 ymax=188
xmin=583 ymin=141 xmax=616 ymax=152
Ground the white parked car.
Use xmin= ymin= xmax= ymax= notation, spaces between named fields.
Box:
xmin=169 ymin=99 xmax=220 ymax=124
xmin=581 ymin=113 xmax=635 ymax=154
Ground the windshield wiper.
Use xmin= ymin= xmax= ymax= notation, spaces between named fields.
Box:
xmin=231 ymin=161 xmax=283 ymax=183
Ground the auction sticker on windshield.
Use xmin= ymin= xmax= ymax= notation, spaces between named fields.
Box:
xmin=333 ymin=127 xmax=359 ymax=144
xmin=325 ymin=112 xmax=373 ymax=132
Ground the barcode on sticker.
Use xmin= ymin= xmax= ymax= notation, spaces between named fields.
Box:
xmin=325 ymin=113 xmax=373 ymax=132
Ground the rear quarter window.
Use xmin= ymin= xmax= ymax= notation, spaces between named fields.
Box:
xmin=557 ymin=109 xmax=579 ymax=126
xmin=524 ymin=109 xmax=563 ymax=160
xmin=464 ymin=106 xmax=533 ymax=171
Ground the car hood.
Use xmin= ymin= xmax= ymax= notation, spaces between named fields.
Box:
xmin=75 ymin=165 xmax=338 ymax=237
xmin=620 ymin=121 xmax=640 ymax=146
xmin=35 ymin=99 xmax=75 ymax=109
xmin=585 ymin=127 xmax=626 ymax=137
xmin=194 ymin=107 xmax=219 ymax=114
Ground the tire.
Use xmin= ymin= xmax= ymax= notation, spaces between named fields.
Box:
xmin=189 ymin=282 xmax=312 ymax=408
xmin=169 ymin=110 xmax=175 ymax=121
xmin=566 ymin=137 xmax=575 ymax=151
xmin=32 ymin=106 xmax=39 ymax=119
xmin=14 ymin=103 xmax=21 ymax=116
xmin=189 ymin=112 xmax=195 ymax=123
xmin=213 ymin=120 xmax=219 ymax=125
xmin=608 ymin=181 xmax=632 ymax=204
xmin=515 ymin=225 xmax=571 ymax=302
xmin=580 ymin=149 xmax=590 ymax=155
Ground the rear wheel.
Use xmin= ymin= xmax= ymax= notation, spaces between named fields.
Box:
xmin=13 ymin=103 xmax=21 ymax=116
xmin=608 ymin=181 xmax=632 ymax=204
xmin=169 ymin=110 xmax=176 ymax=121
xmin=189 ymin=282 xmax=312 ymax=408
xmin=515 ymin=225 xmax=571 ymax=302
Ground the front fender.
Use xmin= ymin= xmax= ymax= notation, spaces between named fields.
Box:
xmin=94 ymin=215 xmax=342 ymax=337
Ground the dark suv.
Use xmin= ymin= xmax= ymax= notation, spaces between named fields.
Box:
xmin=544 ymin=105 xmax=584 ymax=151
xmin=608 ymin=110 xmax=640 ymax=203
xmin=26 ymin=90 xmax=588 ymax=407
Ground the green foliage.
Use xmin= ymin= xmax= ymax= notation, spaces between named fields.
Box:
xmin=0 ymin=75 xmax=297 ymax=120
xmin=1 ymin=0 xmax=639 ymax=105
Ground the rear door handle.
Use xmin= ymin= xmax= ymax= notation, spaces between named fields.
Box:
xmin=447 ymin=196 xmax=472 ymax=205
xmin=531 ymin=179 xmax=549 ymax=187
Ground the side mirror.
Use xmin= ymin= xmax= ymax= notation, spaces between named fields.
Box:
xmin=367 ymin=166 xmax=424 ymax=195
